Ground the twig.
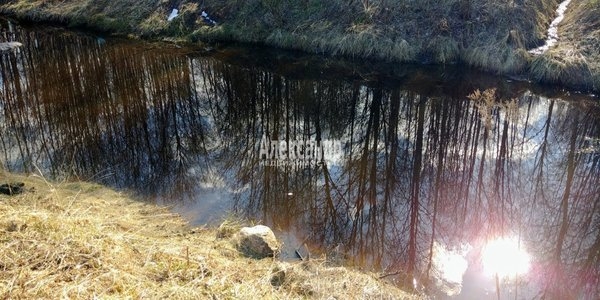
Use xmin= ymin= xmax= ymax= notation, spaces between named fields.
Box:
xmin=64 ymin=189 xmax=82 ymax=212
xmin=379 ymin=270 xmax=402 ymax=279
xmin=31 ymin=163 xmax=53 ymax=188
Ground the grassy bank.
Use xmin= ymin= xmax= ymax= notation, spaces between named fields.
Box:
xmin=0 ymin=171 xmax=419 ymax=299
xmin=530 ymin=0 xmax=600 ymax=91
xmin=0 ymin=0 xmax=598 ymax=92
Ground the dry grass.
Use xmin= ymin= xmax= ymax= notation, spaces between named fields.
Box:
xmin=468 ymin=88 xmax=497 ymax=131
xmin=1 ymin=0 xmax=158 ymax=33
xmin=529 ymin=46 xmax=595 ymax=88
xmin=532 ymin=0 xmax=600 ymax=91
xmin=468 ymin=88 xmax=519 ymax=131
xmin=0 ymin=172 xmax=420 ymax=299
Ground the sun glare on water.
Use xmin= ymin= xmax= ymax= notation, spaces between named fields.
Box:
xmin=482 ymin=236 xmax=531 ymax=279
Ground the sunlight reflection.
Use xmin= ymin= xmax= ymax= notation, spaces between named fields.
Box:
xmin=482 ymin=236 xmax=530 ymax=279
xmin=432 ymin=242 xmax=470 ymax=296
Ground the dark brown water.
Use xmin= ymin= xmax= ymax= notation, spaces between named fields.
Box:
xmin=1 ymin=18 xmax=599 ymax=299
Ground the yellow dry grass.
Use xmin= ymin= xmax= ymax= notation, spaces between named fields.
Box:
xmin=0 ymin=171 xmax=420 ymax=299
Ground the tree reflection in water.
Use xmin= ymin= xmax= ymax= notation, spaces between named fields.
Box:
xmin=1 ymin=19 xmax=599 ymax=299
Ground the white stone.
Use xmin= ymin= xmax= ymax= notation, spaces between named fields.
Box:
xmin=237 ymin=225 xmax=279 ymax=258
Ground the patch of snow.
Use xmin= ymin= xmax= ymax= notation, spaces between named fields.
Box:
xmin=528 ymin=0 xmax=572 ymax=55
xmin=201 ymin=10 xmax=217 ymax=26
xmin=167 ymin=9 xmax=179 ymax=22
xmin=0 ymin=42 xmax=23 ymax=51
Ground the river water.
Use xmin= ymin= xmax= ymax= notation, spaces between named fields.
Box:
xmin=0 ymin=18 xmax=599 ymax=299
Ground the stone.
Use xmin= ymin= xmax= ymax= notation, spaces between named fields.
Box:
xmin=236 ymin=225 xmax=279 ymax=259
xmin=270 ymin=263 xmax=287 ymax=287
xmin=0 ymin=182 xmax=25 ymax=195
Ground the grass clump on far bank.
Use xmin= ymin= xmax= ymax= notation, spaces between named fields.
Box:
xmin=529 ymin=46 xmax=595 ymax=89
xmin=0 ymin=172 xmax=420 ymax=299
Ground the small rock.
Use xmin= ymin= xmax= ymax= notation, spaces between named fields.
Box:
xmin=0 ymin=42 xmax=23 ymax=52
xmin=0 ymin=182 xmax=25 ymax=195
xmin=236 ymin=225 xmax=279 ymax=259
xmin=270 ymin=263 xmax=287 ymax=287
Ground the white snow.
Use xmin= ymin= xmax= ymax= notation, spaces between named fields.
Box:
xmin=167 ymin=9 xmax=179 ymax=22
xmin=528 ymin=0 xmax=572 ymax=55
xmin=0 ymin=42 xmax=23 ymax=51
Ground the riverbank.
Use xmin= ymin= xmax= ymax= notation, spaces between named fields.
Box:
xmin=0 ymin=171 xmax=419 ymax=299
xmin=0 ymin=0 xmax=598 ymax=92
xmin=530 ymin=0 xmax=600 ymax=91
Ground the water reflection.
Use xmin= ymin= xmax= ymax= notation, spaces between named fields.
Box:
xmin=1 ymin=18 xmax=599 ymax=299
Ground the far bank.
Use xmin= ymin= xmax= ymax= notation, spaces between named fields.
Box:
xmin=0 ymin=0 xmax=598 ymax=93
